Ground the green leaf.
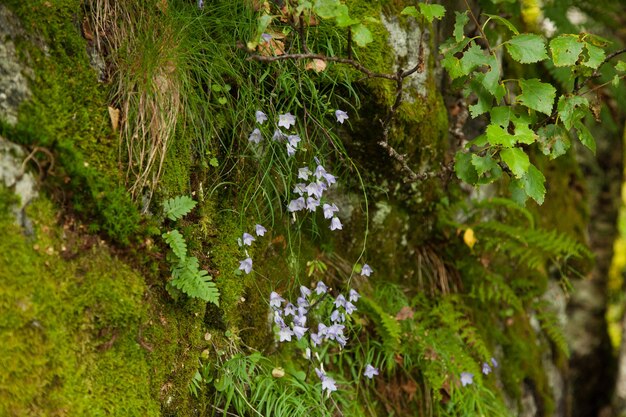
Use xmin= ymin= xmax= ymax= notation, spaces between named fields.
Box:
xmin=616 ymin=61 xmax=626 ymax=72
xmin=455 ymin=151 xmax=478 ymax=184
xmin=490 ymin=106 xmax=514 ymax=127
xmin=400 ymin=6 xmax=420 ymax=19
xmin=482 ymin=53 xmax=501 ymax=95
xmin=486 ymin=124 xmax=515 ymax=147
xmin=506 ymin=34 xmax=548 ymax=64
xmin=163 ymin=229 xmax=187 ymax=260
xmin=440 ymin=38 xmax=470 ymax=79
xmin=583 ymin=42 xmax=605 ymax=69
xmin=500 ymin=147 xmax=530 ymax=178
xmin=419 ymin=3 xmax=446 ymax=23
xmin=247 ymin=14 xmax=273 ymax=50
xmin=352 ymin=23 xmax=373 ymax=47
xmin=334 ymin=4 xmax=359 ymax=27
xmin=522 ymin=164 xmax=546 ymax=205
xmin=509 ymin=178 xmax=528 ymax=205
xmin=537 ymin=124 xmax=571 ymax=159
xmin=513 ymin=121 xmax=536 ymax=145
xmin=313 ymin=0 xmax=341 ymax=18
xmin=574 ymin=121 xmax=596 ymax=153
xmin=550 ymin=35 xmax=583 ymax=67
xmin=460 ymin=43 xmax=490 ymax=75
xmin=557 ymin=95 xmax=589 ymax=130
xmin=454 ymin=11 xmax=469 ymax=42
xmin=163 ymin=195 xmax=197 ymax=220
xmin=467 ymin=76 xmax=495 ymax=117
xmin=209 ymin=157 xmax=219 ymax=167
xmin=484 ymin=14 xmax=519 ymax=35
xmin=471 ymin=154 xmax=503 ymax=184
xmin=518 ymin=78 xmax=556 ymax=115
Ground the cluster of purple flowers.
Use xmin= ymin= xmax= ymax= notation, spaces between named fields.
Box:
xmin=460 ymin=357 xmax=498 ymax=387
xmin=237 ymin=224 xmax=267 ymax=275
xmin=287 ymin=161 xmax=343 ymax=231
xmin=269 ymin=277 xmax=378 ymax=395
xmin=248 ymin=110 xmax=348 ymax=232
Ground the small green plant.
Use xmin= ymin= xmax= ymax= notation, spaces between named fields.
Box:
xmin=162 ymin=196 xmax=220 ymax=305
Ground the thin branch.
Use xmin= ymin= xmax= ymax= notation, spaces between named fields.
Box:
xmin=463 ymin=0 xmax=491 ymax=53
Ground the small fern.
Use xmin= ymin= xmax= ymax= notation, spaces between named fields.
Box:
xmin=160 ymin=195 xmax=219 ymax=306
xmin=359 ymin=296 xmax=402 ymax=371
xmin=171 ymin=257 xmax=220 ymax=305
xmin=163 ymin=195 xmax=197 ymax=221
xmin=163 ymin=229 xmax=187 ymax=260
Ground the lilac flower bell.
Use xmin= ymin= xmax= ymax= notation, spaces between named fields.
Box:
xmin=330 ymin=217 xmax=343 ymax=231
xmin=239 ymin=257 xmax=253 ymax=274
xmin=460 ymin=372 xmax=474 ymax=387
xmin=242 ymin=232 xmax=255 ymax=246
xmin=254 ymin=224 xmax=266 ymax=236
xmin=315 ymin=281 xmax=328 ymax=295
xmin=255 ymin=110 xmax=267 ymax=124
xmin=278 ymin=112 xmax=296 ymax=129
xmin=323 ymin=203 xmax=339 ymax=219
xmin=335 ymin=109 xmax=349 ymax=124
xmin=364 ymin=364 xmax=379 ymax=379
xmin=269 ymin=291 xmax=285 ymax=309
xmin=248 ymin=128 xmax=262 ymax=144
xmin=361 ymin=264 xmax=373 ymax=277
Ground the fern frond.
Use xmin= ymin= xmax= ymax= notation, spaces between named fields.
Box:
xmin=171 ymin=256 xmax=220 ymax=305
xmin=359 ymin=296 xmax=402 ymax=371
xmin=163 ymin=195 xmax=197 ymax=221
xmin=534 ymin=300 xmax=570 ymax=357
xmin=163 ymin=229 xmax=187 ymax=260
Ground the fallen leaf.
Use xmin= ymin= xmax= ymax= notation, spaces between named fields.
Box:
xmin=463 ymin=228 xmax=477 ymax=249
xmin=305 ymin=59 xmax=327 ymax=72
xmin=396 ymin=306 xmax=414 ymax=321
xmin=108 ymin=106 xmax=120 ymax=132
xmin=272 ymin=367 xmax=285 ymax=378
xmin=401 ymin=379 xmax=417 ymax=401
xmin=82 ymin=18 xmax=94 ymax=41
xmin=258 ymin=38 xmax=284 ymax=56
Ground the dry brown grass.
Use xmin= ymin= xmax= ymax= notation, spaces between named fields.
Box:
xmin=88 ymin=0 xmax=181 ymax=204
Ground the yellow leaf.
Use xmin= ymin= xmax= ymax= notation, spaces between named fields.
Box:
xmin=272 ymin=367 xmax=285 ymax=378
xmin=108 ymin=106 xmax=120 ymax=132
xmin=463 ymin=228 xmax=477 ymax=249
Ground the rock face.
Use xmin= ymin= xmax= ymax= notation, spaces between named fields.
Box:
xmin=0 ymin=4 xmax=31 ymax=126
xmin=0 ymin=136 xmax=38 ymax=231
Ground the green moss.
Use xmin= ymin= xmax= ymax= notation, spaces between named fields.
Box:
xmin=0 ymin=194 xmax=159 ymax=416
xmin=2 ymin=0 xmax=140 ymax=244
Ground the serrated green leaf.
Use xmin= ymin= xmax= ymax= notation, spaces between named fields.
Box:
xmin=482 ymin=53 xmax=501 ymax=95
xmin=352 ymin=23 xmax=373 ymax=47
xmin=550 ymin=35 xmax=583 ymax=67
xmin=538 ymin=124 xmax=571 ymax=159
xmin=455 ymin=151 xmax=478 ymax=184
xmin=506 ymin=34 xmax=548 ymax=63
xmin=400 ymin=6 xmax=420 ymax=18
xmin=522 ymin=164 xmax=546 ymax=205
xmin=574 ymin=121 xmax=596 ymax=153
xmin=209 ymin=157 xmax=219 ymax=167
xmin=419 ymin=3 xmax=446 ymax=23
xmin=440 ymin=38 xmax=470 ymax=79
xmin=557 ymin=95 xmax=589 ymax=129
xmin=454 ymin=11 xmax=469 ymax=42
xmin=163 ymin=195 xmax=197 ymax=220
xmin=518 ymin=78 xmax=556 ymax=115
xmin=484 ymin=14 xmax=519 ymax=35
xmin=460 ymin=43 xmax=490 ymax=75
xmin=467 ymin=76 xmax=494 ymax=117
xmin=163 ymin=229 xmax=187 ymax=260
xmin=509 ymin=178 xmax=528 ymax=205
xmin=471 ymin=154 xmax=497 ymax=176
xmin=513 ymin=121 xmax=536 ymax=145
xmin=486 ymin=124 xmax=515 ymax=147
xmin=490 ymin=106 xmax=513 ymax=127
xmin=500 ymin=147 xmax=530 ymax=178
xmin=583 ymin=43 xmax=605 ymax=69
xmin=471 ymin=154 xmax=502 ymax=184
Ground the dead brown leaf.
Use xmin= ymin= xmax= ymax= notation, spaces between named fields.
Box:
xmin=258 ymin=39 xmax=285 ymax=56
xmin=401 ymin=379 xmax=417 ymax=402
xmin=396 ymin=306 xmax=414 ymax=321
xmin=108 ymin=106 xmax=120 ymax=132
xmin=305 ymin=59 xmax=327 ymax=72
